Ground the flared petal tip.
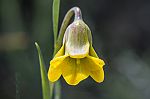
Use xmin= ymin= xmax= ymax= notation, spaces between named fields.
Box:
xmin=95 ymin=77 xmax=104 ymax=83
xmin=48 ymin=73 xmax=57 ymax=83
xmin=48 ymin=68 xmax=62 ymax=83
xmin=65 ymin=81 xmax=80 ymax=86
xmin=62 ymin=77 xmax=81 ymax=86
xmin=90 ymin=69 xmax=104 ymax=83
xmin=62 ymin=74 xmax=89 ymax=86
xmin=100 ymin=60 xmax=105 ymax=66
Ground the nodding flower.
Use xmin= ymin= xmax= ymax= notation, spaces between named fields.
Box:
xmin=48 ymin=7 xmax=105 ymax=85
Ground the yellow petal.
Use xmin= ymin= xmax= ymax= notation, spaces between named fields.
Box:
xmin=79 ymin=56 xmax=104 ymax=72
xmin=48 ymin=55 xmax=67 ymax=82
xmin=90 ymin=69 xmax=104 ymax=83
xmin=48 ymin=66 xmax=61 ymax=82
xmin=51 ymin=55 xmax=68 ymax=66
xmin=62 ymin=57 xmax=89 ymax=85
xmin=54 ymin=44 xmax=65 ymax=58
xmin=89 ymin=45 xmax=99 ymax=58
xmin=86 ymin=55 xmax=105 ymax=68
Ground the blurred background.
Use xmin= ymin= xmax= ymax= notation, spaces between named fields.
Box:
xmin=0 ymin=0 xmax=150 ymax=99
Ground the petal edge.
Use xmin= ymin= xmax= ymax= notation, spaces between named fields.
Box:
xmin=90 ymin=69 xmax=104 ymax=83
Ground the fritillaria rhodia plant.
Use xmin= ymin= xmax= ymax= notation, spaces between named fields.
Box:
xmin=35 ymin=0 xmax=105 ymax=99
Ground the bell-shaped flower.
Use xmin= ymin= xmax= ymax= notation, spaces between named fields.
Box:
xmin=48 ymin=19 xmax=105 ymax=85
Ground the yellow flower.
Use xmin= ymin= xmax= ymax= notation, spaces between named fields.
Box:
xmin=48 ymin=19 xmax=105 ymax=85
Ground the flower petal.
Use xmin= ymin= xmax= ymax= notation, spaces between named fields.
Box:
xmin=80 ymin=56 xmax=105 ymax=72
xmin=48 ymin=66 xmax=61 ymax=82
xmin=89 ymin=45 xmax=99 ymax=58
xmin=62 ymin=57 xmax=89 ymax=85
xmin=48 ymin=55 xmax=67 ymax=82
xmin=86 ymin=56 xmax=105 ymax=68
xmin=54 ymin=44 xmax=65 ymax=58
xmin=64 ymin=20 xmax=90 ymax=58
xmin=90 ymin=69 xmax=104 ymax=83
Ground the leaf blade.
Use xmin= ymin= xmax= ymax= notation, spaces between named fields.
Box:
xmin=35 ymin=42 xmax=51 ymax=99
xmin=53 ymin=0 xmax=60 ymax=42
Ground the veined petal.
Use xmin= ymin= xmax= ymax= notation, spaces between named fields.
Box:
xmin=90 ymin=69 xmax=104 ymax=83
xmin=86 ymin=56 xmax=105 ymax=68
xmin=62 ymin=57 xmax=89 ymax=85
xmin=48 ymin=55 xmax=68 ymax=82
xmin=79 ymin=56 xmax=105 ymax=72
xmin=64 ymin=20 xmax=90 ymax=58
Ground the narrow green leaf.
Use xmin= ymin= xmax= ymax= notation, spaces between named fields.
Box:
xmin=35 ymin=42 xmax=51 ymax=99
xmin=53 ymin=0 xmax=60 ymax=43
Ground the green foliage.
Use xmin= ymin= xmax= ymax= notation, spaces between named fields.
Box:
xmin=35 ymin=42 xmax=52 ymax=99
xmin=53 ymin=0 xmax=60 ymax=43
xmin=35 ymin=0 xmax=61 ymax=99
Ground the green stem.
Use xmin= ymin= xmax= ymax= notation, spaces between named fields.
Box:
xmin=54 ymin=81 xmax=61 ymax=99
xmin=54 ymin=7 xmax=82 ymax=55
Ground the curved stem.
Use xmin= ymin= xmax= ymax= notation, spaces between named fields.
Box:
xmin=73 ymin=7 xmax=82 ymax=20
xmin=54 ymin=7 xmax=82 ymax=55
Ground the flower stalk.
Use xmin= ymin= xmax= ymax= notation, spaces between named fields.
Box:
xmin=54 ymin=7 xmax=83 ymax=55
